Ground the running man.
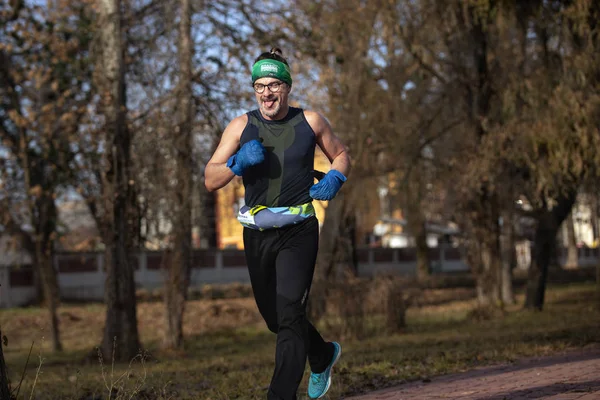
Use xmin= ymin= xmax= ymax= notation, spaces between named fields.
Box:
xmin=204 ymin=47 xmax=351 ymax=399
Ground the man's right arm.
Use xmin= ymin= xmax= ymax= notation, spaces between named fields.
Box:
xmin=204 ymin=115 xmax=248 ymax=192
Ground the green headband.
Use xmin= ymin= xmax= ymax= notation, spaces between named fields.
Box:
xmin=251 ymin=59 xmax=292 ymax=86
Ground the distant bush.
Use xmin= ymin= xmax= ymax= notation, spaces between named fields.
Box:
xmin=135 ymin=282 xmax=254 ymax=302
xmin=308 ymin=275 xmax=421 ymax=340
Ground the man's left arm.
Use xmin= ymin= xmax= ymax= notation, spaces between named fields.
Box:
xmin=305 ymin=111 xmax=351 ymax=200
xmin=305 ymin=111 xmax=351 ymax=177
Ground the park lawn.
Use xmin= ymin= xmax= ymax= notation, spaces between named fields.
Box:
xmin=0 ymin=282 xmax=598 ymax=399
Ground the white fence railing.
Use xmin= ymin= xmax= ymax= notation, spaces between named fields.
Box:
xmin=1 ymin=246 xmax=596 ymax=308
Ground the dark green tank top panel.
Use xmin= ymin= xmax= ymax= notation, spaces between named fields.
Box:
xmin=240 ymin=107 xmax=316 ymax=207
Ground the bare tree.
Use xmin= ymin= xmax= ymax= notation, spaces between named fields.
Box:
xmin=163 ymin=0 xmax=193 ymax=350
xmin=96 ymin=0 xmax=141 ymax=361
xmin=1 ymin=0 xmax=95 ymax=351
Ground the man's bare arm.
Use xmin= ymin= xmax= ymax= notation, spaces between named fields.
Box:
xmin=204 ymin=115 xmax=248 ymax=192
xmin=305 ymin=111 xmax=351 ymax=177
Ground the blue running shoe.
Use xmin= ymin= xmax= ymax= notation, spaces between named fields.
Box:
xmin=308 ymin=342 xmax=342 ymax=399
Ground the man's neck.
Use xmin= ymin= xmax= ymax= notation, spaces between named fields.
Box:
xmin=261 ymin=104 xmax=290 ymax=121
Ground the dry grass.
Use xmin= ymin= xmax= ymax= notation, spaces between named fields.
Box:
xmin=1 ymin=297 xmax=263 ymax=356
xmin=0 ymin=281 xmax=598 ymax=399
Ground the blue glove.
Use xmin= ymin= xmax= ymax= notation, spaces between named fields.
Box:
xmin=227 ymin=139 xmax=266 ymax=176
xmin=309 ymin=169 xmax=347 ymax=200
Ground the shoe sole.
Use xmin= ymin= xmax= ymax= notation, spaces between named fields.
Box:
xmin=316 ymin=343 xmax=342 ymax=399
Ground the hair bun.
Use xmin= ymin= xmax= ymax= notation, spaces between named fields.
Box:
xmin=269 ymin=47 xmax=283 ymax=56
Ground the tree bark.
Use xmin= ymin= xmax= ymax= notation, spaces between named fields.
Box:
xmin=33 ymin=194 xmax=62 ymax=352
xmin=596 ymin=255 xmax=600 ymax=310
xmin=465 ymin=239 xmax=494 ymax=306
xmin=198 ymin=185 xmax=217 ymax=248
xmin=525 ymin=215 xmax=554 ymax=311
xmin=315 ymin=189 xmax=357 ymax=281
xmin=414 ymin=220 xmax=430 ymax=281
xmin=467 ymin=192 xmax=502 ymax=307
xmin=163 ymin=0 xmax=193 ymax=350
xmin=564 ymin=210 xmax=579 ymax=269
xmin=98 ymin=0 xmax=140 ymax=362
xmin=394 ymin=160 xmax=431 ymax=281
xmin=591 ymin=194 xmax=599 ymax=242
xmin=403 ymin=168 xmax=430 ymax=281
xmin=500 ymin=210 xmax=515 ymax=305
xmin=525 ymin=191 xmax=577 ymax=310
xmin=315 ymin=201 xmax=339 ymax=281
xmin=478 ymin=240 xmax=501 ymax=306
xmin=0 ymin=326 xmax=10 ymax=400
xmin=592 ymin=195 xmax=600 ymax=309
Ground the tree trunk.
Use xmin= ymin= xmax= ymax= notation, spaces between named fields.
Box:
xmin=0 ymin=326 xmax=10 ymax=400
xmin=198 ymin=185 xmax=217 ymax=248
xmin=33 ymin=194 xmax=62 ymax=352
xmin=500 ymin=210 xmax=515 ymax=305
xmin=315 ymin=200 xmax=339 ymax=281
xmin=404 ymin=163 xmax=431 ymax=281
xmin=163 ymin=0 xmax=193 ymax=350
xmin=19 ymin=116 xmax=62 ymax=351
xmin=467 ymin=193 xmax=502 ymax=307
xmin=596 ymin=256 xmax=600 ymax=310
xmin=564 ymin=210 xmax=578 ymax=269
xmin=591 ymin=194 xmax=599 ymax=242
xmin=98 ymin=0 xmax=140 ymax=362
xmin=339 ymin=211 xmax=358 ymax=279
xmin=525 ymin=191 xmax=577 ymax=310
xmin=40 ymin=257 xmax=61 ymax=352
xmin=466 ymin=239 xmax=494 ymax=306
xmin=479 ymin=241 xmax=501 ymax=306
xmin=525 ymin=215 xmax=554 ymax=311
xmin=315 ymin=190 xmax=357 ymax=281
xmin=198 ymin=139 xmax=219 ymax=249
xmin=414 ymin=221 xmax=430 ymax=281
xmin=466 ymin=8 xmax=499 ymax=307
xmin=592 ymin=195 xmax=600 ymax=310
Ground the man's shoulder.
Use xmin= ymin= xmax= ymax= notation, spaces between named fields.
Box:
xmin=228 ymin=113 xmax=250 ymax=128
xmin=302 ymin=109 xmax=326 ymax=121
xmin=222 ymin=114 xmax=249 ymax=139
xmin=302 ymin=110 xmax=329 ymax=133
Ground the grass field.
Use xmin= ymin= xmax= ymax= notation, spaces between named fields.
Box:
xmin=1 ymin=280 xmax=599 ymax=399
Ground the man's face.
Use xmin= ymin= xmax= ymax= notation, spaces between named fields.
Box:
xmin=253 ymin=77 xmax=291 ymax=120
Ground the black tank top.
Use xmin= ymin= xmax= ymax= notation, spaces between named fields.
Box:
xmin=240 ymin=107 xmax=316 ymax=207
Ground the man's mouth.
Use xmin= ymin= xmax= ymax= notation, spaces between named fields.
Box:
xmin=262 ymin=98 xmax=277 ymax=109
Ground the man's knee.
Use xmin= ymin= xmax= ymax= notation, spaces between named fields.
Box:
xmin=276 ymin=294 xmax=307 ymax=329
xmin=266 ymin=320 xmax=279 ymax=333
xmin=254 ymin=298 xmax=279 ymax=333
xmin=260 ymin=310 xmax=279 ymax=333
